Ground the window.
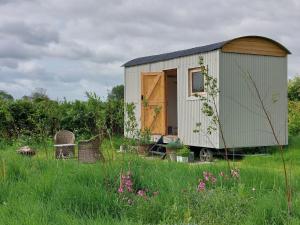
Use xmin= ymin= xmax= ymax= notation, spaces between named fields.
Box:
xmin=189 ymin=68 xmax=205 ymax=96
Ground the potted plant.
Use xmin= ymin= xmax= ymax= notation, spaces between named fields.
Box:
xmin=176 ymin=146 xmax=190 ymax=163
xmin=166 ymin=141 xmax=182 ymax=161
xmin=137 ymin=128 xmax=153 ymax=155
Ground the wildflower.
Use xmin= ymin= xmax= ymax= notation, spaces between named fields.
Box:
xmin=137 ymin=189 xmax=147 ymax=199
xmin=137 ymin=189 xmax=146 ymax=196
xmin=231 ymin=168 xmax=240 ymax=178
xmin=197 ymin=180 xmax=206 ymax=192
xmin=211 ymin=176 xmax=217 ymax=184
xmin=118 ymin=171 xmax=134 ymax=193
xmin=118 ymin=187 xmax=124 ymax=193
xmin=252 ymin=187 xmax=256 ymax=192
xmin=219 ymin=171 xmax=225 ymax=177
xmin=127 ymin=199 xmax=133 ymax=205
xmin=203 ymin=171 xmax=210 ymax=181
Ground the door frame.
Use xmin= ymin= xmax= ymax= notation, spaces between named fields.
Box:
xmin=164 ymin=68 xmax=178 ymax=135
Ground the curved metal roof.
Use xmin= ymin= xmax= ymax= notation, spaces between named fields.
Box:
xmin=123 ymin=36 xmax=290 ymax=67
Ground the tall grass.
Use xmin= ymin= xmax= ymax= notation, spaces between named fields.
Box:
xmin=0 ymin=137 xmax=299 ymax=224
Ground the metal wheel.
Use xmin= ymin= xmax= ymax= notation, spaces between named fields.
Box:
xmin=200 ymin=148 xmax=213 ymax=162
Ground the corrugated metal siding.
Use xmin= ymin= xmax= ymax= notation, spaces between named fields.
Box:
xmin=219 ymin=52 xmax=288 ymax=148
xmin=124 ymin=50 xmax=220 ymax=148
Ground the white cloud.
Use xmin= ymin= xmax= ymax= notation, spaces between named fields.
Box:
xmin=0 ymin=0 xmax=298 ymax=100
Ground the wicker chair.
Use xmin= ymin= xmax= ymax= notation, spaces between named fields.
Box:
xmin=54 ymin=130 xmax=75 ymax=159
xmin=78 ymin=135 xmax=104 ymax=163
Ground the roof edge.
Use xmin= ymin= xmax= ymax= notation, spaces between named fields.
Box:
xmin=123 ymin=35 xmax=291 ymax=67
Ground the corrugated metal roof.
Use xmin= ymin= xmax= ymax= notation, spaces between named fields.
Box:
xmin=123 ymin=41 xmax=226 ymax=67
xmin=122 ymin=36 xmax=291 ymax=67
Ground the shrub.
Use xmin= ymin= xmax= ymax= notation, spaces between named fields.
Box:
xmin=288 ymin=101 xmax=300 ymax=135
xmin=177 ymin=146 xmax=190 ymax=157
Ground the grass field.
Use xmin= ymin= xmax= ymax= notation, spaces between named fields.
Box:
xmin=0 ymin=136 xmax=299 ymax=225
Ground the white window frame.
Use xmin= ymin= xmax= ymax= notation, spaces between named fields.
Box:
xmin=188 ymin=68 xmax=206 ymax=97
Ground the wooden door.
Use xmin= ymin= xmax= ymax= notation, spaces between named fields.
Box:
xmin=141 ymin=72 xmax=166 ymax=135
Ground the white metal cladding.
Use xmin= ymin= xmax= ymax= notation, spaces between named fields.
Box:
xmin=124 ymin=50 xmax=220 ymax=148
xmin=219 ymin=52 xmax=288 ymax=148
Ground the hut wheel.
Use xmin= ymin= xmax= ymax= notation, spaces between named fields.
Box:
xmin=199 ymin=148 xmax=213 ymax=162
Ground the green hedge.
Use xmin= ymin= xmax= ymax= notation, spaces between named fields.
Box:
xmin=0 ymin=95 xmax=123 ymax=140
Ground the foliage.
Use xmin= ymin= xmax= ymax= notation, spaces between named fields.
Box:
xmin=177 ymin=146 xmax=190 ymax=157
xmin=288 ymin=76 xmax=300 ymax=101
xmin=193 ymin=57 xmax=219 ymax=136
xmin=288 ymin=101 xmax=300 ymax=135
xmin=0 ymin=136 xmax=299 ymax=224
xmin=123 ymin=103 xmax=139 ymax=150
xmin=0 ymin=88 xmax=124 ymax=140
xmin=0 ymin=90 xmax=14 ymax=101
xmin=107 ymin=85 xmax=124 ymax=101
xmin=138 ymin=128 xmax=152 ymax=145
xmin=30 ymin=88 xmax=50 ymax=102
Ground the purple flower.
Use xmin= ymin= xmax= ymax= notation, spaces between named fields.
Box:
xmin=118 ymin=171 xmax=134 ymax=193
xmin=197 ymin=180 xmax=206 ymax=192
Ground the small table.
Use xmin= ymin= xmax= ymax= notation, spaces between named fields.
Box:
xmin=54 ymin=144 xmax=76 ymax=159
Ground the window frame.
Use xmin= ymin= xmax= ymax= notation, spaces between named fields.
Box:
xmin=188 ymin=67 xmax=206 ymax=96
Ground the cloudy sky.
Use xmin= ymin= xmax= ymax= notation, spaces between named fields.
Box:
xmin=0 ymin=0 xmax=299 ymax=100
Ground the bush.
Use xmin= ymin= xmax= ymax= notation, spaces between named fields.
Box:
xmin=177 ymin=146 xmax=190 ymax=157
xmin=0 ymin=91 xmax=124 ymax=140
xmin=288 ymin=101 xmax=300 ymax=136
xmin=288 ymin=76 xmax=300 ymax=101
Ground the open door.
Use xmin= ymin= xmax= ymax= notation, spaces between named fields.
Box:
xmin=141 ymin=72 xmax=166 ymax=135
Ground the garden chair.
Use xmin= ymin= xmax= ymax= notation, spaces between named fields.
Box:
xmin=78 ymin=135 xmax=104 ymax=163
xmin=54 ymin=130 xmax=76 ymax=159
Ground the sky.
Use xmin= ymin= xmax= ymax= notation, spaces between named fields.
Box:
xmin=0 ymin=0 xmax=299 ymax=100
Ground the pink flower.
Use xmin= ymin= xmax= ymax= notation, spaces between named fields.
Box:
xmin=197 ymin=180 xmax=206 ymax=192
xmin=203 ymin=171 xmax=210 ymax=181
xmin=118 ymin=187 xmax=124 ymax=193
xmin=118 ymin=171 xmax=134 ymax=193
xmin=137 ymin=189 xmax=147 ymax=199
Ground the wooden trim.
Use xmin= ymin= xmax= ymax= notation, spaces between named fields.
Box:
xmin=188 ymin=68 xmax=206 ymax=96
xmin=222 ymin=37 xmax=288 ymax=57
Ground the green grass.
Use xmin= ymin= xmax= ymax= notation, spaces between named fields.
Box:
xmin=0 ymin=136 xmax=299 ymax=225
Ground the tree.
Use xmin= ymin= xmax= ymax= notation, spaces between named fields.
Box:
xmin=288 ymin=75 xmax=300 ymax=101
xmin=107 ymin=85 xmax=124 ymax=101
xmin=0 ymin=90 xmax=13 ymax=101
xmin=31 ymin=88 xmax=49 ymax=102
